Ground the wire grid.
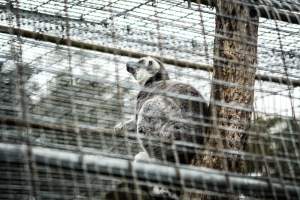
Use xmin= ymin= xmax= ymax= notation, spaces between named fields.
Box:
xmin=0 ymin=0 xmax=299 ymax=199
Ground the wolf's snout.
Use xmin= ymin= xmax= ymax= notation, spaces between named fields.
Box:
xmin=126 ymin=62 xmax=136 ymax=74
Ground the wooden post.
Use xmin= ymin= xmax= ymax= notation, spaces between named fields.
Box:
xmin=191 ymin=1 xmax=259 ymax=199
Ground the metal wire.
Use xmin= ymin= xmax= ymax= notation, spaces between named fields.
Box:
xmin=0 ymin=0 xmax=299 ymax=199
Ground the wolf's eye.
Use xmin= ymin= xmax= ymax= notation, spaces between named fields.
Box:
xmin=149 ymin=60 xmax=153 ymax=66
xmin=138 ymin=60 xmax=143 ymax=64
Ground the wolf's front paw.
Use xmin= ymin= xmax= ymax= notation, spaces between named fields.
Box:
xmin=151 ymin=186 xmax=179 ymax=200
xmin=114 ymin=122 xmax=126 ymax=135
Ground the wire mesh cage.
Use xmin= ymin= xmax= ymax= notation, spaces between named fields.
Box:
xmin=0 ymin=0 xmax=299 ymax=199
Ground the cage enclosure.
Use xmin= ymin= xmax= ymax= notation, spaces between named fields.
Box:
xmin=0 ymin=0 xmax=299 ymax=200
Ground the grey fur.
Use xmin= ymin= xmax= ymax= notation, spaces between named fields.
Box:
xmin=116 ymin=57 xmax=208 ymax=164
xmin=136 ymin=79 xmax=207 ymax=164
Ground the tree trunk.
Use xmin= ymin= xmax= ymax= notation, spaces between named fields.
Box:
xmin=190 ymin=1 xmax=259 ymax=199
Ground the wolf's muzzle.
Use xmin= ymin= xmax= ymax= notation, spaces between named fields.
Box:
xmin=126 ymin=61 xmax=137 ymax=74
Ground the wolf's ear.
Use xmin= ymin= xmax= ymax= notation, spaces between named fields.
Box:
xmin=160 ymin=68 xmax=169 ymax=81
xmin=152 ymin=57 xmax=169 ymax=81
xmin=152 ymin=57 xmax=164 ymax=68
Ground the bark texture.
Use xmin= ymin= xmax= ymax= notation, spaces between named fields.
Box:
xmin=190 ymin=1 xmax=259 ymax=199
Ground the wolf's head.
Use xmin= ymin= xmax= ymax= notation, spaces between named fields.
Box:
xmin=126 ymin=56 xmax=169 ymax=86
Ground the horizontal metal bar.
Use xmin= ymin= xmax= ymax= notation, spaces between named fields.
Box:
xmin=0 ymin=25 xmax=299 ymax=87
xmin=1 ymin=115 xmax=299 ymax=163
xmin=0 ymin=143 xmax=299 ymax=199
xmin=0 ymin=115 xmax=116 ymax=137
xmin=1 ymin=1 xmax=300 ymax=25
